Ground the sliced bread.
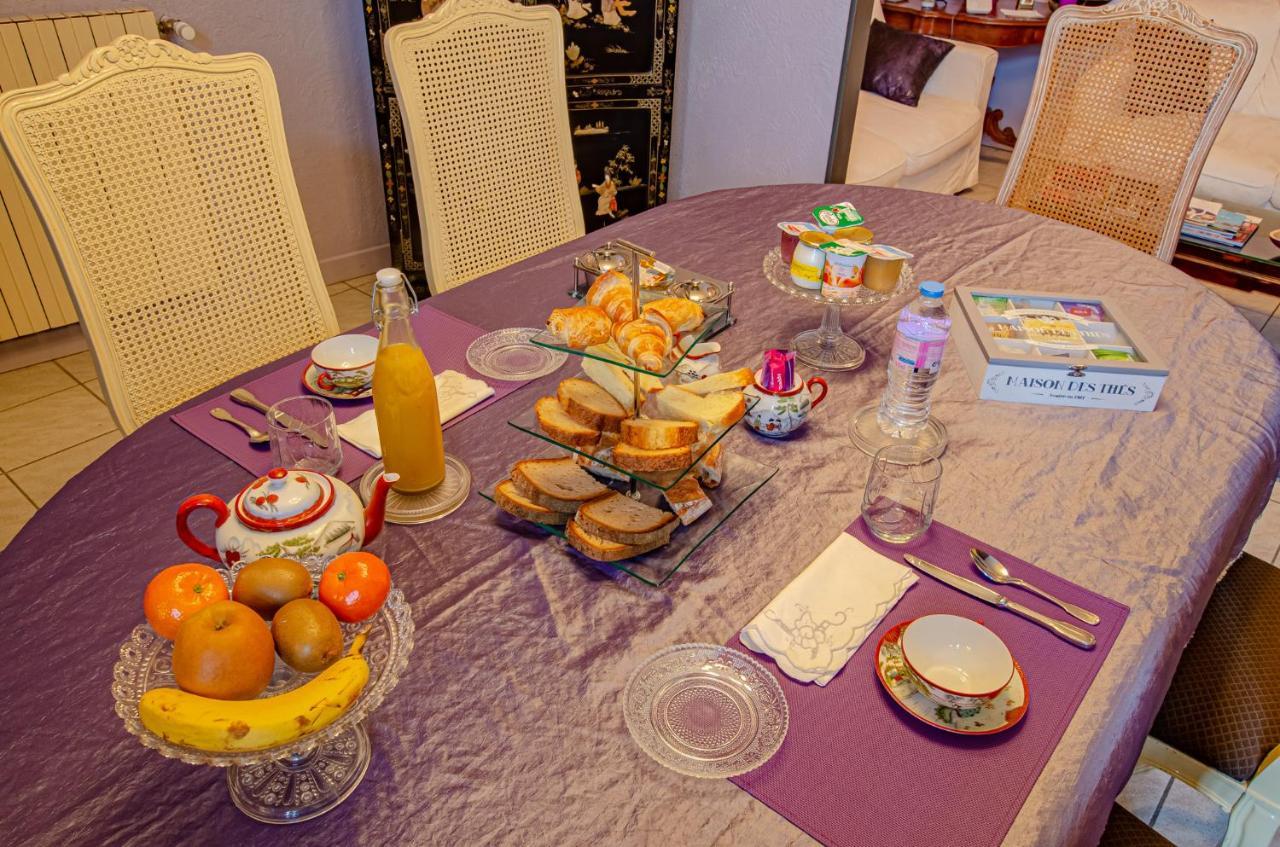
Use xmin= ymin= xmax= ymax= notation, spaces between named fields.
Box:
xmin=565 ymin=518 xmax=669 ymax=562
xmin=649 ymin=386 xmax=746 ymax=429
xmin=557 ymin=378 xmax=627 ymax=432
xmin=620 ymin=417 xmax=698 ymax=450
xmin=535 ymin=396 xmax=599 ymax=447
xmin=494 ymin=479 xmax=572 ymax=526
xmin=582 ymin=343 xmax=663 ymax=412
xmin=575 ymin=491 xmax=677 ymax=546
xmin=612 ymin=442 xmax=692 ymax=472
xmin=510 ymin=457 xmax=610 ymax=511
xmin=680 ymin=367 xmax=753 ymax=396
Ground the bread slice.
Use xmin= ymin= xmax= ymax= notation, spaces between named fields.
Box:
xmin=612 ymin=442 xmax=692 ymax=472
xmin=494 ymin=479 xmax=572 ymax=526
xmin=557 ymin=378 xmax=627 ymax=432
xmin=649 ymin=386 xmax=746 ymax=429
xmin=582 ymin=342 xmax=663 ymax=412
xmin=575 ymin=492 xmax=677 ymax=546
xmin=680 ymin=368 xmax=753 ymax=397
xmin=620 ymin=417 xmax=698 ymax=450
xmin=535 ymin=396 xmax=599 ymax=447
xmin=565 ymin=518 xmax=669 ymax=562
xmin=510 ymin=457 xmax=610 ymax=511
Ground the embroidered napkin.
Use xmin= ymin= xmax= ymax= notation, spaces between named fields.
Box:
xmin=336 ymin=369 xmax=494 ymax=458
xmin=740 ymin=533 xmax=917 ymax=685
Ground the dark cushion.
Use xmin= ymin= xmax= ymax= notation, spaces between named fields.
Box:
xmin=1097 ymin=804 xmax=1174 ymax=847
xmin=1152 ymin=553 xmax=1280 ymax=781
xmin=861 ymin=20 xmax=954 ymax=107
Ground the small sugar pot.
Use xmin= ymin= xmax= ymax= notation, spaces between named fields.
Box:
xmin=744 ymin=368 xmax=829 ymax=437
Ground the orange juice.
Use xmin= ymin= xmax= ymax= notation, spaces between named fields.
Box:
xmin=373 ymin=342 xmax=444 ymax=492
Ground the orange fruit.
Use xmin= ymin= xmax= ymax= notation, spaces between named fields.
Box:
xmin=172 ymin=600 xmax=276 ymax=700
xmin=143 ymin=563 xmax=229 ymax=640
xmin=319 ymin=552 xmax=391 ymax=623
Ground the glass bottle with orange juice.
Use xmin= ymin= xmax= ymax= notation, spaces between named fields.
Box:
xmin=371 ymin=268 xmax=444 ymax=492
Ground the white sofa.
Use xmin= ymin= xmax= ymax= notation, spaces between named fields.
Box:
xmin=1188 ymin=0 xmax=1280 ymax=211
xmin=845 ymin=0 xmax=998 ymax=194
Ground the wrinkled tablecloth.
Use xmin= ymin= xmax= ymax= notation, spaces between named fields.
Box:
xmin=3 ymin=185 xmax=1279 ymax=847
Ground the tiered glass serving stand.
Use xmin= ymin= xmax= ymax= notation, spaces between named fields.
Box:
xmin=761 ymin=247 xmax=913 ymax=371
xmin=112 ymin=555 xmax=414 ymax=824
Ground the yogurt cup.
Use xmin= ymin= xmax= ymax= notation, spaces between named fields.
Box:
xmin=820 ymin=243 xmax=869 ymax=300
xmin=832 ymin=225 xmax=874 ymax=244
xmin=778 ymin=221 xmax=819 ymax=267
xmin=862 ymin=244 xmax=913 ymax=293
xmin=790 ymin=231 xmax=830 ymax=290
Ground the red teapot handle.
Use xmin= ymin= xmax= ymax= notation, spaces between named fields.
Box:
xmin=177 ymin=494 xmax=229 ymax=562
xmin=806 ymin=376 xmax=829 ymax=409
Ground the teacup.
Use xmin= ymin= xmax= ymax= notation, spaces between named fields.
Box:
xmin=311 ymin=334 xmax=378 ymax=392
xmin=900 ymin=615 xmax=1014 ymax=710
xmin=743 ymin=369 xmax=829 ymax=437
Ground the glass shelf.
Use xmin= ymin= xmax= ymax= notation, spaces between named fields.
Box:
xmin=478 ymin=450 xmax=777 ymax=586
xmin=528 ymin=301 xmax=730 ymax=378
xmin=507 ymin=392 xmax=758 ymax=492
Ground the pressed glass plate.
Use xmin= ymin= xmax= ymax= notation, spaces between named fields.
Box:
xmin=623 ymin=643 xmax=789 ymax=777
xmin=465 ymin=327 xmax=568 ymax=381
xmin=479 ymin=450 xmax=776 ymax=586
xmin=528 ymin=301 xmax=730 ymax=378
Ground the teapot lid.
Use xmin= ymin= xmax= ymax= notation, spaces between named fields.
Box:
xmin=235 ymin=468 xmax=336 ymax=532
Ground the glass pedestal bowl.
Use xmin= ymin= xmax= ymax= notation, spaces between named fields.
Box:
xmin=111 ymin=556 xmax=414 ymax=824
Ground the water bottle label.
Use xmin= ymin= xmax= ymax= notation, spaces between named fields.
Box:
xmin=892 ymin=334 xmax=946 ymax=372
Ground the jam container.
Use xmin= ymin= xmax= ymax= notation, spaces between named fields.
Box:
xmin=778 ymin=221 xmax=819 ymax=267
xmin=821 ymin=243 xmax=869 ymax=300
xmin=790 ymin=231 xmax=830 ymax=290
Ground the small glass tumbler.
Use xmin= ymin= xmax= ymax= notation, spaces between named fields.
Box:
xmin=861 ymin=445 xmax=942 ymax=544
xmin=267 ymin=395 xmax=343 ymax=474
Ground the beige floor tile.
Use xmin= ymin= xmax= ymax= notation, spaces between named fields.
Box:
xmin=9 ymin=430 xmax=122 ymax=507
xmin=0 ymin=385 xmax=117 ymax=470
xmin=83 ymin=378 xmax=103 ymax=401
xmin=0 ymin=361 xmax=77 ymax=412
xmin=326 ymin=281 xmax=350 ymax=296
xmin=0 ymin=324 xmax=87 ymax=376
xmin=1116 ymin=764 xmax=1170 ymax=826
xmin=0 ymin=475 xmax=36 ymax=551
xmin=1262 ymin=314 xmax=1280 ymax=353
xmin=964 ymin=184 xmax=999 ymax=204
xmin=976 ymin=159 xmax=1007 ymax=192
xmin=1151 ymin=778 xmax=1228 ymax=847
xmin=346 ymin=274 xmax=376 ymax=296
xmin=329 ymin=288 xmax=374 ymax=333
xmin=56 ymin=350 xmax=98 ymax=383
xmin=979 ymin=144 xmax=1011 ymax=164
xmin=1244 ymin=497 xmax=1280 ymax=562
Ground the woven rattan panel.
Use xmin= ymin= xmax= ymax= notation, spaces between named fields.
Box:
xmin=388 ymin=3 xmax=582 ymax=293
xmin=8 ymin=53 xmax=334 ymax=429
xmin=1151 ymin=553 xmax=1280 ymax=782
xmin=1006 ymin=16 xmax=1237 ymax=257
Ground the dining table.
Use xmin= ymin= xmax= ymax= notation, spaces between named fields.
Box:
xmin=3 ymin=184 xmax=1279 ymax=847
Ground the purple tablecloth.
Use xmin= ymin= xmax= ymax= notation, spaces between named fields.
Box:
xmin=3 ymin=186 xmax=1279 ymax=847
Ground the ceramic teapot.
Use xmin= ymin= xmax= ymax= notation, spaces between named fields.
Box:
xmin=177 ymin=467 xmax=396 ymax=566
xmin=743 ymin=370 xmax=829 ymax=438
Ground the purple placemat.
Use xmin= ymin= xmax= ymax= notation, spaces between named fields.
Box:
xmin=171 ymin=306 xmax=527 ymax=481
xmin=729 ymin=518 xmax=1130 ymax=847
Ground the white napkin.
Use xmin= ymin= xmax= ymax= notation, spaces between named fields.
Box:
xmin=740 ymin=533 xmax=917 ymax=685
xmin=336 ymin=369 xmax=494 ymax=458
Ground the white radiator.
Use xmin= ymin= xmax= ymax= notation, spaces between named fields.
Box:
xmin=0 ymin=9 xmax=159 ymax=340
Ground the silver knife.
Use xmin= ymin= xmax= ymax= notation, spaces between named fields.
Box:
xmin=903 ymin=554 xmax=1096 ymax=649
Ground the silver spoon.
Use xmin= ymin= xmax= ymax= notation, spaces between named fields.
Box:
xmin=230 ymin=387 xmax=329 ymax=448
xmin=210 ymin=407 xmax=269 ymax=444
xmin=970 ymin=548 xmax=1101 ymax=626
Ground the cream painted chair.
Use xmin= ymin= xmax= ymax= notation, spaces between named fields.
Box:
xmin=384 ymin=0 xmax=584 ymax=295
xmin=996 ymin=0 xmax=1257 ymax=262
xmin=0 ymin=36 xmax=338 ymax=434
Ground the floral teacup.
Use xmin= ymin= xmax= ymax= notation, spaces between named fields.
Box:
xmin=743 ymin=369 xmax=829 ymax=438
xmin=311 ymin=334 xmax=377 ymax=392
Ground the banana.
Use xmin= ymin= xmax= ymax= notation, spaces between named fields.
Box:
xmin=140 ymin=632 xmax=370 ymax=753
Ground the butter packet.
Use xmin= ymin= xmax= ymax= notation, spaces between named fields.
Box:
xmin=812 ymin=202 xmax=864 ymax=233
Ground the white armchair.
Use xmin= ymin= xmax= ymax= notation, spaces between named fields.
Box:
xmin=846 ymin=0 xmax=998 ymax=194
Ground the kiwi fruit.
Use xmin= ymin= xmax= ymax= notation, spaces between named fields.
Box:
xmin=232 ymin=557 xmax=312 ymax=619
xmin=272 ymin=598 xmax=344 ymax=673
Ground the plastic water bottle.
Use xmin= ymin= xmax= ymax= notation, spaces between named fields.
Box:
xmin=877 ymin=281 xmax=950 ymax=436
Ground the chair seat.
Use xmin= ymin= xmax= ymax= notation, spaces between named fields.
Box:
xmin=857 ymin=90 xmax=981 ymax=177
xmin=846 ymin=127 xmax=907 ymax=187
xmin=1151 ymin=553 xmax=1280 ymax=782
xmin=1097 ymin=804 xmax=1175 ymax=847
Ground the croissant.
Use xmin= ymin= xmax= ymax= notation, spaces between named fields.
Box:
xmin=642 ymin=297 xmax=703 ymax=333
xmin=546 ymin=305 xmax=612 ymax=349
xmin=586 ymin=270 xmax=637 ymax=324
xmin=614 ymin=315 xmax=673 ymax=372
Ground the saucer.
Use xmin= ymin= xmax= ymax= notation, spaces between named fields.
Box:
xmin=302 ymin=363 xmax=372 ymax=401
xmin=875 ymin=619 xmax=1028 ymax=735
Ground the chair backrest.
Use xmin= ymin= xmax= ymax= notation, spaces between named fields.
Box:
xmin=996 ymin=0 xmax=1256 ymax=262
xmin=0 ymin=36 xmax=338 ymax=433
xmin=384 ymin=0 xmax=585 ymax=295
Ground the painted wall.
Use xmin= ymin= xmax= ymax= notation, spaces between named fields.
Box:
xmin=0 ymin=0 xmax=389 ymax=282
xmin=669 ymin=0 xmax=851 ymax=199
xmin=985 ymin=44 xmax=1040 ymax=147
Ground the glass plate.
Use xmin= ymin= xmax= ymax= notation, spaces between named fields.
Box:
xmin=508 ymin=392 xmax=758 ymax=492
xmin=465 ymin=327 xmax=568 ymax=381
xmin=528 ymin=301 xmax=730 ymax=378
xmin=478 ymin=449 xmax=777 ymax=586
xmin=623 ymin=643 xmax=789 ymax=777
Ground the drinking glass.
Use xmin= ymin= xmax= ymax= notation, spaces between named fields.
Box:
xmin=861 ymin=445 xmax=942 ymax=543
xmin=267 ymin=395 xmax=343 ymax=474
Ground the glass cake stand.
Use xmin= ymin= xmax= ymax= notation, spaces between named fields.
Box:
xmin=761 ymin=247 xmax=913 ymax=371
xmin=111 ymin=556 xmax=415 ymax=824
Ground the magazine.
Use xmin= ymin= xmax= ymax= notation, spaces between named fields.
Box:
xmin=1182 ymin=197 xmax=1260 ymax=248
